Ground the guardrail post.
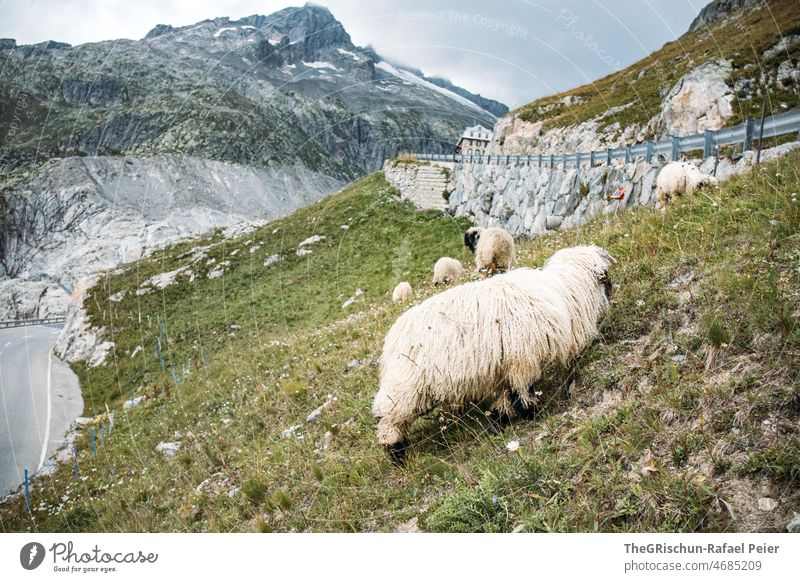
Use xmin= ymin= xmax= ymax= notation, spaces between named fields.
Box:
xmin=590 ymin=151 xmax=595 ymax=167
xmin=73 ymin=444 xmax=79 ymax=480
xmin=645 ymin=141 xmax=654 ymax=163
xmin=606 ymin=148 xmax=612 ymax=165
xmin=24 ymin=469 xmax=31 ymax=514
xmin=562 ymin=155 xmax=567 ymax=170
xmin=625 ymin=147 xmax=631 ymax=164
xmin=703 ymin=131 xmax=713 ymax=159
xmin=538 ymin=154 xmax=542 ymax=168
xmin=550 ymin=154 xmax=554 ymax=169
xmin=756 ymin=96 xmax=767 ymax=165
xmin=672 ymin=137 xmax=681 ymax=161
xmin=743 ymin=118 xmax=754 ymax=151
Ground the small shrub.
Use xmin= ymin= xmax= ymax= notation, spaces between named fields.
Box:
xmin=281 ymin=377 xmax=308 ymax=400
xmin=242 ymin=478 xmax=269 ymax=505
xmin=702 ymin=314 xmax=730 ymax=348
xmin=423 ymin=476 xmax=510 ymax=532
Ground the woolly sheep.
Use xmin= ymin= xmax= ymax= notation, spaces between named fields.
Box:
xmin=373 ymin=245 xmax=616 ymax=464
xmin=464 ymin=226 xmax=515 ymax=276
xmin=655 ymin=161 xmax=718 ymax=207
xmin=432 ymin=257 xmax=464 ymax=286
xmin=392 ymin=281 xmax=413 ymax=304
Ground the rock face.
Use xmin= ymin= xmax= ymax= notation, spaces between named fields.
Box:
xmin=660 ymin=60 xmax=735 ymax=136
xmin=489 ymin=57 xmax=738 ymax=158
xmin=0 ymin=153 xmax=342 ymax=320
xmin=688 ymin=0 xmax=760 ymax=32
xmin=489 ymin=105 xmax=642 ymax=157
xmin=383 ymin=160 xmax=454 ymax=210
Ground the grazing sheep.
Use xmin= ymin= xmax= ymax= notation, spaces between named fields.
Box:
xmin=392 ymin=281 xmax=413 ymax=304
xmin=655 ymin=161 xmax=718 ymax=207
xmin=373 ymin=245 xmax=616 ymax=464
xmin=432 ymin=257 xmax=464 ymax=286
xmin=464 ymin=226 xmax=515 ymax=276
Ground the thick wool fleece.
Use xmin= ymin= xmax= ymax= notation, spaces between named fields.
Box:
xmin=373 ymin=245 xmax=615 ymax=447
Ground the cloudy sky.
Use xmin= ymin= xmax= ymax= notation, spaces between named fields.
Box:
xmin=0 ymin=0 xmax=706 ymax=108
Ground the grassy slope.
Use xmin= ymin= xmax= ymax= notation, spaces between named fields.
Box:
xmin=1 ymin=157 xmax=799 ymax=532
xmin=513 ymin=0 xmax=800 ymax=135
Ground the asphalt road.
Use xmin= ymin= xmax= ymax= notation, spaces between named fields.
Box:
xmin=0 ymin=324 xmax=83 ymax=497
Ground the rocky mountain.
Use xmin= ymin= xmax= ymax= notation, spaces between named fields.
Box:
xmin=0 ymin=4 xmax=497 ymax=178
xmin=492 ymin=0 xmax=799 ymax=157
xmin=0 ymin=3 xmax=501 ymax=319
xmin=688 ymin=0 xmax=761 ymax=32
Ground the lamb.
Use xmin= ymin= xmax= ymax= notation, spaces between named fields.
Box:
xmin=464 ymin=226 xmax=515 ymax=276
xmin=373 ymin=245 xmax=616 ymax=464
xmin=432 ymin=257 xmax=464 ymax=286
xmin=655 ymin=161 xmax=718 ymax=207
xmin=392 ymin=281 xmax=413 ymax=304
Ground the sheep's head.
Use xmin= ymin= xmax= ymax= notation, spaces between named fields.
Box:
xmin=463 ymin=226 xmax=483 ymax=253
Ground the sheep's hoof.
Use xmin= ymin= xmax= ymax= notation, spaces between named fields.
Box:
xmin=386 ymin=440 xmax=409 ymax=466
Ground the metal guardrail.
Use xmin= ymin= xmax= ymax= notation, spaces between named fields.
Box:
xmin=411 ymin=107 xmax=800 ymax=168
xmin=0 ymin=317 xmax=67 ymax=329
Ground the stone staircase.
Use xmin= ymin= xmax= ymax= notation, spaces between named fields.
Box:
xmin=410 ymin=165 xmax=449 ymax=210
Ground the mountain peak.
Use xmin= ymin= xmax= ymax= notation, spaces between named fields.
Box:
xmin=688 ymin=0 xmax=763 ymax=32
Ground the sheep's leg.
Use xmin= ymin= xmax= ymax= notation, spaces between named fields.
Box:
xmin=487 ymin=389 xmax=514 ymax=434
xmin=487 ymin=409 xmax=510 ymax=434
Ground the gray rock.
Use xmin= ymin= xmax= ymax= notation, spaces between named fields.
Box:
xmin=660 ymin=60 xmax=734 ymax=137
xmin=123 ymin=395 xmax=146 ymax=409
xmin=545 ymin=215 xmax=563 ymax=230
xmin=263 ymin=254 xmax=283 ymax=267
xmin=281 ymin=424 xmax=303 ymax=439
xmin=306 ymin=395 xmax=337 ymax=423
xmin=757 ymin=497 xmax=778 ymax=512
xmin=786 ymin=515 xmax=800 ymax=533
xmin=155 ymin=441 xmax=181 ymax=457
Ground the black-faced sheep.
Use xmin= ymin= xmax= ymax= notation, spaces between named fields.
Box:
xmin=656 ymin=161 xmax=718 ymax=207
xmin=372 ymin=245 xmax=616 ymax=464
xmin=464 ymin=226 xmax=515 ymax=276
xmin=392 ymin=281 xmax=413 ymax=303
xmin=432 ymin=257 xmax=464 ymax=286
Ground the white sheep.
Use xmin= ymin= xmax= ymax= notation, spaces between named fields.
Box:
xmin=373 ymin=245 xmax=616 ymax=463
xmin=655 ymin=161 xmax=718 ymax=207
xmin=464 ymin=226 xmax=515 ymax=276
xmin=432 ymin=257 xmax=464 ymax=286
xmin=392 ymin=281 xmax=413 ymax=304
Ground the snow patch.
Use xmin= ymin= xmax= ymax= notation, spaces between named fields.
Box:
xmin=337 ymin=48 xmax=361 ymax=61
xmin=302 ymin=61 xmax=337 ymax=70
xmin=375 ymin=61 xmax=494 ymax=117
xmin=213 ymin=27 xmax=237 ymax=38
